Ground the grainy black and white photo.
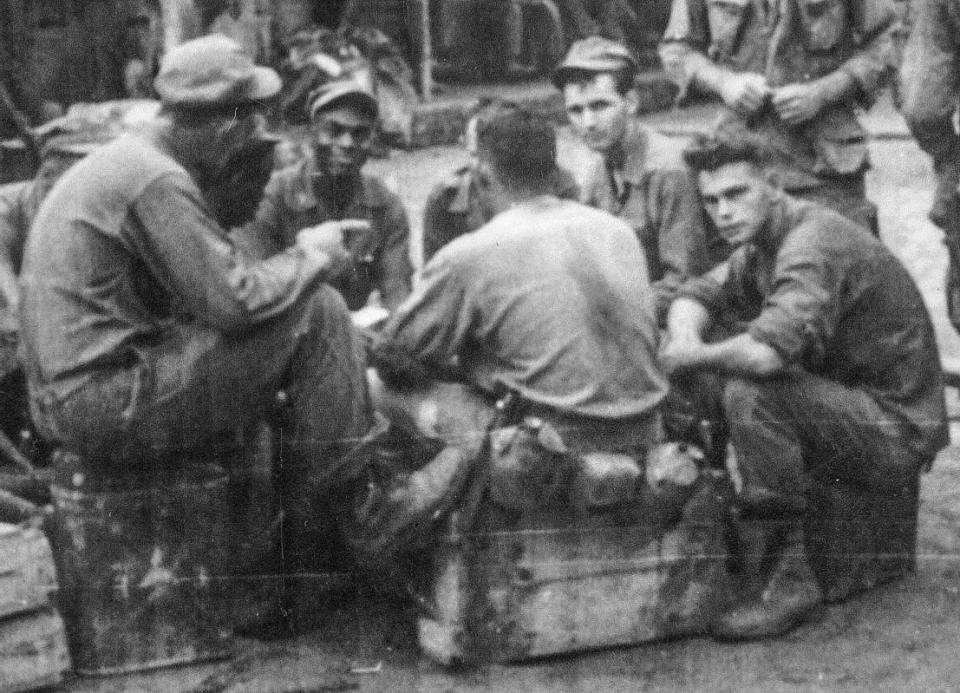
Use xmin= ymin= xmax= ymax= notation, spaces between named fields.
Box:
xmin=0 ymin=1 xmax=957 ymax=691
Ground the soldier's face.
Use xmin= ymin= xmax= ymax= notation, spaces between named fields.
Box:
xmin=562 ymin=73 xmax=637 ymax=155
xmin=698 ymin=162 xmax=774 ymax=247
xmin=312 ymin=105 xmax=375 ymax=178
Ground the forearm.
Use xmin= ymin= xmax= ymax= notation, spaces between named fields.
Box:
xmin=666 ymin=296 xmax=713 ymax=343
xmin=687 ymin=333 xmax=785 ymax=377
xmin=810 ymin=69 xmax=857 ymax=109
xmin=134 ymin=177 xmax=332 ymax=333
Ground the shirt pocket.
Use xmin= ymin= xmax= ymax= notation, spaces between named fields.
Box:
xmin=798 ymin=0 xmax=847 ymax=52
xmin=707 ymin=0 xmax=752 ymax=59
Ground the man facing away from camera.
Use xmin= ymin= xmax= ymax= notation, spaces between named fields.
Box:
xmin=372 ymin=105 xmax=667 ymax=469
xmin=661 ymin=134 xmax=948 ymax=640
xmin=553 ymin=36 xmax=716 ymax=323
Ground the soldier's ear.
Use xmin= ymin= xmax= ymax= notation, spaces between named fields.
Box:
xmin=625 ymin=88 xmax=640 ymax=116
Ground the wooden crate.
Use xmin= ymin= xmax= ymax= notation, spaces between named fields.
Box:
xmin=417 ymin=477 xmax=732 ymax=665
xmin=805 ymin=475 xmax=920 ymax=603
xmin=0 ymin=524 xmax=58 ymax=620
xmin=48 ymin=453 xmax=235 ymax=676
xmin=0 ymin=609 xmax=71 ymax=693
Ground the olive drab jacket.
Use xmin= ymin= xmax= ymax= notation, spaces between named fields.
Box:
xmin=659 ymin=0 xmax=897 ymax=189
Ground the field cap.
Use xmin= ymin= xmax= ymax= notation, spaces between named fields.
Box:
xmin=155 ymin=34 xmax=281 ymax=108
xmin=307 ymin=79 xmax=378 ymax=120
xmin=552 ymin=36 xmax=638 ymax=88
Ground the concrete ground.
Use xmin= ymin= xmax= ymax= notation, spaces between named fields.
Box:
xmin=60 ymin=92 xmax=960 ymax=693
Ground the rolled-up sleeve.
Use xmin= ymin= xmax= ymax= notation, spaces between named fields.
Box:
xmin=746 ymin=245 xmax=837 ymax=366
xmin=127 ymin=173 xmax=329 ymax=333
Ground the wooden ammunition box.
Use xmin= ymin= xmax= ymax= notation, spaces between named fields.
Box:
xmin=417 ymin=477 xmax=733 ymax=665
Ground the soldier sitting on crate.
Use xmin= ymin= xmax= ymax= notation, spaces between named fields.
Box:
xmin=361 ymin=105 xmax=675 ymax=570
xmin=660 ymin=133 xmax=948 ymax=640
xmin=17 ymin=35 xmax=378 ymax=599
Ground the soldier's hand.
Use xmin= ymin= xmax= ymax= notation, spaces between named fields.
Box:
xmin=296 ymin=220 xmax=371 ymax=277
xmin=719 ymin=72 xmax=771 ymax=116
xmin=771 ymin=83 xmax=826 ymax=125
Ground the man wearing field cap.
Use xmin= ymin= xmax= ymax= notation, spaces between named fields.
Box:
xmin=235 ymin=78 xmax=413 ymax=312
xmin=19 ymin=35 xmax=374 ymax=594
xmin=554 ymin=37 xmax=717 ymax=324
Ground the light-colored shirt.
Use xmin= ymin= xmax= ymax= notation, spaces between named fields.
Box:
xmin=375 ymin=196 xmax=668 ymax=419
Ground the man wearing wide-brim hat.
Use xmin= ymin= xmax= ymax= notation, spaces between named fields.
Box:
xmin=234 ymin=77 xmax=413 ymax=313
xmin=18 ymin=35 xmax=374 ymax=594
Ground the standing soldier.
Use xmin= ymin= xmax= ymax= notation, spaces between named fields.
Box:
xmin=900 ymin=0 xmax=960 ymax=328
xmin=658 ymin=0 xmax=899 ymax=232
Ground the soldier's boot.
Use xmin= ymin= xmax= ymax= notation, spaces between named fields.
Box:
xmin=712 ymin=523 xmax=823 ymax=641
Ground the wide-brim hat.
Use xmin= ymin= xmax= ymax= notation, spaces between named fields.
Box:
xmin=155 ymin=34 xmax=281 ymax=108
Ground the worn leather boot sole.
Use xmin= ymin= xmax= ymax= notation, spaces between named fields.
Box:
xmin=710 ymin=586 xmax=824 ymax=641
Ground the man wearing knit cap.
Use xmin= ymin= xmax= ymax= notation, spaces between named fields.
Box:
xmin=19 ymin=36 xmax=375 ymax=596
xmin=235 ymin=78 xmax=413 ymax=312
xmin=554 ymin=36 xmax=717 ymax=324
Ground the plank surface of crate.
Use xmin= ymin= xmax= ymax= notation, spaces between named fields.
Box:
xmin=417 ymin=477 xmax=732 ymax=665
xmin=0 ymin=522 xmax=70 ymax=692
xmin=0 ymin=609 xmax=71 ymax=693
xmin=0 ymin=523 xmax=58 ymax=620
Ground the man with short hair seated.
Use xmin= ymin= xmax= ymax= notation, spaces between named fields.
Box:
xmin=661 ymin=134 xmax=949 ymax=640
xmin=370 ymin=104 xmax=667 ymax=501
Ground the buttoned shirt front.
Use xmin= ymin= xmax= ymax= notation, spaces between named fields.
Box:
xmin=678 ymin=195 xmax=949 ymax=459
xmin=659 ymin=0 xmax=897 ymax=188
xmin=236 ymin=156 xmax=413 ymax=311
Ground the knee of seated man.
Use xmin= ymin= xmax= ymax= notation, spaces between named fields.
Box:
xmin=294 ymin=284 xmax=355 ymax=340
xmin=721 ymin=377 xmax=778 ymax=415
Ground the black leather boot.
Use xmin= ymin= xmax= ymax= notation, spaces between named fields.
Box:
xmin=712 ymin=523 xmax=824 ymax=641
